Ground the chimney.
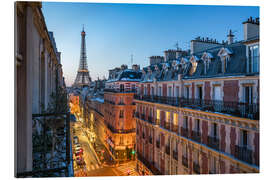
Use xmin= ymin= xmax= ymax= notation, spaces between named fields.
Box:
xmin=227 ymin=29 xmax=234 ymax=45
xmin=243 ymin=17 xmax=259 ymax=41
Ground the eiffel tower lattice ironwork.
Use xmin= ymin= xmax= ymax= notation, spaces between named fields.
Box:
xmin=73 ymin=27 xmax=91 ymax=87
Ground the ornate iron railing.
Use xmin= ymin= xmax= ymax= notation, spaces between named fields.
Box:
xmin=17 ymin=112 xmax=71 ymax=177
xmin=104 ymin=88 xmax=136 ymax=93
xmin=191 ymin=131 xmax=201 ymax=143
xmin=181 ymin=127 xmax=189 ymax=138
xmin=235 ymin=145 xmax=253 ymax=164
xmin=136 ymin=152 xmax=162 ymax=175
xmin=134 ymin=95 xmax=259 ymax=120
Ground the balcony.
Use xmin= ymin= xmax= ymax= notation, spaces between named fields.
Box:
xmin=172 ymin=124 xmax=179 ymax=134
xmin=235 ymin=145 xmax=253 ymax=164
xmin=173 ymin=150 xmax=178 ymax=160
xmin=165 ymin=145 xmax=170 ymax=155
xmin=106 ymin=122 xmax=135 ymax=134
xmin=191 ymin=131 xmax=201 ymax=143
xmin=141 ymin=114 xmax=145 ymax=120
xmin=104 ymin=99 xmax=115 ymax=105
xmin=136 ymin=152 xmax=162 ymax=175
xmin=207 ymin=136 xmax=219 ymax=151
xmin=17 ymin=112 xmax=71 ymax=177
xmin=181 ymin=127 xmax=189 ymax=138
xmin=156 ymin=140 xmax=160 ymax=148
xmin=164 ymin=122 xmax=170 ymax=131
xmin=182 ymin=155 xmax=188 ymax=168
xmin=134 ymin=95 xmax=259 ymax=120
xmin=154 ymin=119 xmax=160 ymax=126
xmin=193 ymin=162 xmax=200 ymax=174
xmin=148 ymin=116 xmax=154 ymax=124
xmin=104 ymin=88 xmax=136 ymax=93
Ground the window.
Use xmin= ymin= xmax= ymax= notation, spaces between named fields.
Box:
xmin=119 ymin=110 xmax=124 ymax=118
xmin=248 ymin=45 xmax=259 ymax=73
xmin=132 ymin=110 xmax=135 ymax=118
xmin=166 ymin=112 xmax=170 ymax=123
xmin=120 ymin=84 xmax=124 ymax=92
xmin=168 ymin=86 xmax=172 ymax=97
xmin=173 ymin=113 xmax=178 ymax=126
xmin=193 ymin=149 xmax=199 ymax=164
xmin=211 ymin=123 xmax=218 ymax=138
xmin=185 ymin=86 xmax=190 ymax=99
xmin=197 ymin=86 xmax=203 ymax=100
xmin=151 ymin=87 xmax=154 ymax=95
xmin=195 ymin=119 xmax=200 ymax=132
xmin=244 ymin=86 xmax=253 ymax=104
xmin=183 ymin=116 xmax=188 ymax=129
xmin=156 ymin=109 xmax=160 ymax=124
xmin=210 ymin=156 xmax=217 ymax=173
xmin=176 ymin=86 xmax=180 ymax=97
xmin=213 ymin=86 xmax=222 ymax=101
xmin=119 ymin=97 xmax=124 ymax=105
xmin=158 ymin=86 xmax=162 ymax=96
xmin=132 ymin=84 xmax=136 ymax=92
xmin=241 ymin=130 xmax=248 ymax=147
xmin=120 ymin=136 xmax=124 ymax=145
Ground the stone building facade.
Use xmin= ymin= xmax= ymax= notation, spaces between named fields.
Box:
xmin=135 ymin=17 xmax=259 ymax=175
xmin=15 ymin=2 xmax=65 ymax=175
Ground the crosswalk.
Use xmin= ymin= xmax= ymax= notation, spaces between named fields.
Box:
xmin=116 ymin=163 xmax=139 ymax=176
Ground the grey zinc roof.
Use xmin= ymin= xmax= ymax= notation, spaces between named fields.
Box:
xmin=140 ymin=41 xmax=249 ymax=82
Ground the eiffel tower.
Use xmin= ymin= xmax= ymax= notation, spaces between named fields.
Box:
xmin=73 ymin=27 xmax=91 ymax=87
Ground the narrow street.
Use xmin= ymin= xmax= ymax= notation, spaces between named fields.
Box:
xmin=71 ymin=121 xmax=139 ymax=176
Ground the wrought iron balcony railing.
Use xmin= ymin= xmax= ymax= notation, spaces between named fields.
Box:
xmin=234 ymin=145 xmax=253 ymax=164
xmin=17 ymin=112 xmax=71 ymax=177
xmin=173 ymin=150 xmax=178 ymax=160
xmin=165 ymin=145 xmax=170 ymax=155
xmin=172 ymin=124 xmax=179 ymax=134
xmin=207 ymin=136 xmax=220 ymax=151
xmin=106 ymin=122 xmax=135 ymax=134
xmin=193 ymin=162 xmax=200 ymax=174
xmin=165 ymin=122 xmax=170 ymax=131
xmin=181 ymin=127 xmax=189 ymax=138
xmin=104 ymin=88 xmax=136 ymax=93
xmin=191 ymin=131 xmax=201 ymax=143
xmin=134 ymin=95 xmax=259 ymax=120
xmin=136 ymin=152 xmax=162 ymax=175
xmin=182 ymin=155 xmax=188 ymax=168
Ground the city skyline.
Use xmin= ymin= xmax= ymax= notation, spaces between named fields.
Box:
xmin=42 ymin=2 xmax=259 ymax=86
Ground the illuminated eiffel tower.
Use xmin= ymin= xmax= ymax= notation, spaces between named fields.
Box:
xmin=73 ymin=27 xmax=91 ymax=87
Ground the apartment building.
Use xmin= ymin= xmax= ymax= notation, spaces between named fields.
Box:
xmin=135 ymin=17 xmax=259 ymax=175
xmin=102 ymin=65 xmax=142 ymax=161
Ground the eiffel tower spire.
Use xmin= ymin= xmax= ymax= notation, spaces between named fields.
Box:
xmin=73 ymin=27 xmax=91 ymax=87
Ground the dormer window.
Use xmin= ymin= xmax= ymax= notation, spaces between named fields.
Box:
xmin=189 ymin=56 xmax=199 ymax=75
xmin=201 ymin=52 xmax=213 ymax=74
xmin=218 ymin=48 xmax=233 ymax=73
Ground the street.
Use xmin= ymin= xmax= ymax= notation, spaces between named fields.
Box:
xmin=71 ymin=121 xmax=138 ymax=176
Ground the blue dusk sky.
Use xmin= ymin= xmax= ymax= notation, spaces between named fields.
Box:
xmin=41 ymin=2 xmax=259 ymax=86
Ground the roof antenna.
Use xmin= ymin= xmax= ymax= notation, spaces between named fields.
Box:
xmin=131 ymin=54 xmax=134 ymax=65
xmin=82 ymin=24 xmax=84 ymax=31
xmin=175 ymin=42 xmax=180 ymax=50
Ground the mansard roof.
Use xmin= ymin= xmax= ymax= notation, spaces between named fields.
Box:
xmin=107 ymin=69 xmax=142 ymax=82
xmin=140 ymin=41 xmax=248 ymax=82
